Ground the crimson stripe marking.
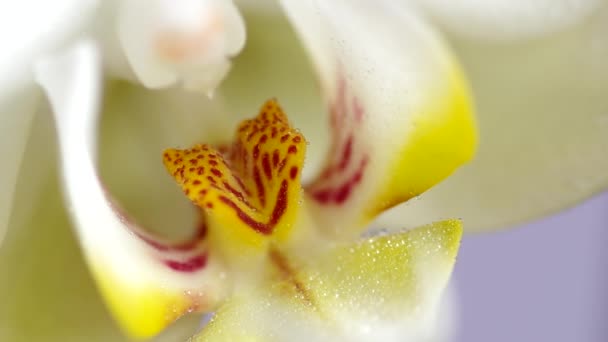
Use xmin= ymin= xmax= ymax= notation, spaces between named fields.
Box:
xmin=246 ymin=127 xmax=259 ymax=142
xmin=253 ymin=144 xmax=261 ymax=160
xmin=334 ymin=184 xmax=352 ymax=204
xmin=164 ymin=253 xmax=208 ymax=272
xmin=278 ymin=157 xmax=288 ymax=173
xmin=309 ymin=156 xmax=368 ymax=205
xmin=218 ymin=180 xmax=289 ymax=235
xmin=136 ymin=222 xmax=208 ymax=252
xmin=353 ymin=96 xmax=364 ymax=122
xmin=262 ymin=153 xmax=272 ymax=180
xmin=289 ymin=166 xmax=298 ymax=180
xmin=233 ymin=175 xmax=252 ymax=196
xmin=136 ymin=234 xmax=170 ymax=251
xmin=338 ymin=135 xmax=353 ymax=171
xmin=223 ymin=181 xmax=255 ymax=208
xmin=253 ymin=166 xmax=266 ymax=206
xmin=311 ymin=189 xmax=331 ymax=203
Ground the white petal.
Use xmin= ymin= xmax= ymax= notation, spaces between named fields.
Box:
xmin=377 ymin=4 xmax=608 ymax=232
xmin=280 ymin=0 xmax=476 ymax=238
xmin=117 ymin=0 xmax=246 ymax=94
xmin=217 ymin=5 xmax=326 ymax=181
xmin=35 ymin=41 xmax=229 ymax=338
xmin=0 ymin=154 xmax=203 ymax=341
xmin=0 ymin=0 xmax=98 ymax=98
xmin=195 ymin=220 xmax=462 ymax=341
xmin=411 ymin=0 xmax=604 ymax=41
xmin=0 ymin=0 xmax=97 ymax=244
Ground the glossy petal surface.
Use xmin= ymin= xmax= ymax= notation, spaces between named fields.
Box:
xmin=195 ymin=220 xmax=462 ymax=341
xmin=0 ymin=162 xmax=202 ymax=342
xmin=36 ymin=42 xmax=228 ymax=338
xmin=377 ymin=4 xmax=608 ymax=231
xmin=0 ymin=0 xmax=97 ymax=245
xmin=280 ymin=0 xmax=476 ymax=238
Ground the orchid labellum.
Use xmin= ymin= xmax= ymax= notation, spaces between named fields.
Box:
xmin=1 ymin=0 xmax=607 ymax=341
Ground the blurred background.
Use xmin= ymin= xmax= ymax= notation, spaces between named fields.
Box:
xmin=453 ymin=192 xmax=608 ymax=342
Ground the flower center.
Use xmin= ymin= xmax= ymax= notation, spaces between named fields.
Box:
xmin=163 ymin=99 xmax=307 ymax=263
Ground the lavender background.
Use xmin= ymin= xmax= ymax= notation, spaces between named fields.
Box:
xmin=453 ymin=192 xmax=608 ymax=342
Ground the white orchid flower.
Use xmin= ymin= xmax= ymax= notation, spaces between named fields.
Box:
xmin=1 ymin=0 xmax=607 ymax=341
xmin=377 ymin=0 xmax=608 ymax=231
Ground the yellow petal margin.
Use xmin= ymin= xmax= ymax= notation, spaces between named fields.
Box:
xmin=194 ymin=220 xmax=462 ymax=341
xmin=370 ymin=65 xmax=477 ymax=216
xmin=281 ymin=0 xmax=477 ymax=238
xmin=93 ymin=269 xmax=191 ymax=338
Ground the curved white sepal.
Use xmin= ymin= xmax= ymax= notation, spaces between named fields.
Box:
xmin=0 ymin=0 xmax=98 ymax=102
xmin=0 ymin=0 xmax=98 ymax=244
xmin=34 ymin=40 xmax=228 ymax=338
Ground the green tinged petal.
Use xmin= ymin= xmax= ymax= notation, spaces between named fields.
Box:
xmin=306 ymin=220 xmax=461 ymax=320
xmin=0 ymin=116 xmax=202 ymax=342
xmin=194 ymin=220 xmax=462 ymax=341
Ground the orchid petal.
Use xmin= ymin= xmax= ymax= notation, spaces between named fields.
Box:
xmin=35 ymin=41 xmax=229 ymax=338
xmin=194 ymin=220 xmax=462 ymax=341
xmin=279 ymin=0 xmax=476 ymax=238
xmin=0 ymin=168 xmax=130 ymax=341
xmin=0 ymin=0 xmax=97 ymax=96
xmin=411 ymin=0 xmax=603 ymax=41
xmin=377 ymin=4 xmax=608 ymax=232
xmin=0 ymin=0 xmax=97 ymax=245
xmin=117 ymin=0 xmax=246 ymax=95
xmin=0 ymin=160 xmax=203 ymax=341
